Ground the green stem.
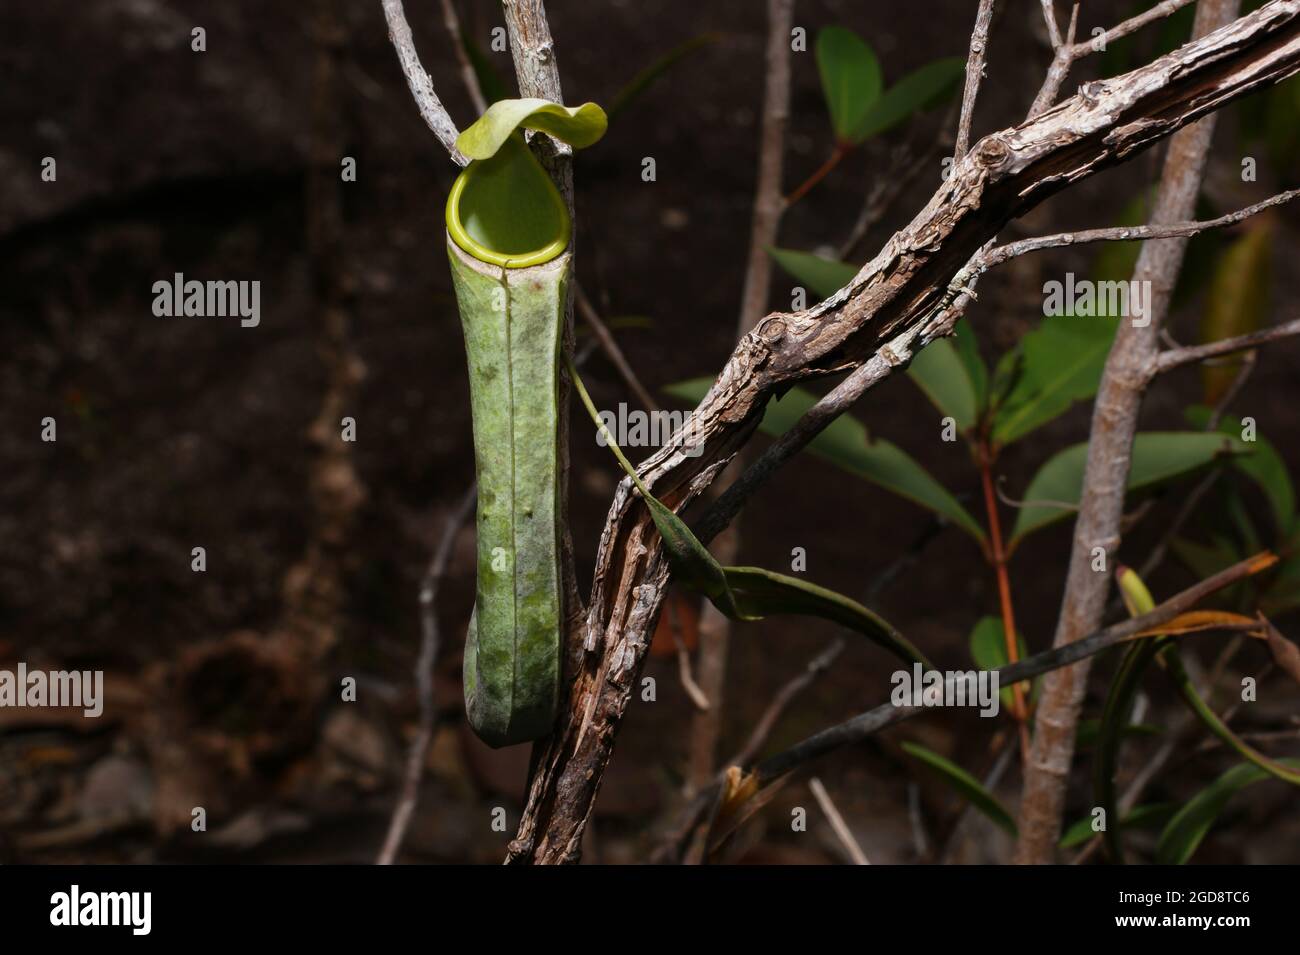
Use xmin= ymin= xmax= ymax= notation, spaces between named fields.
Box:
xmin=566 ymin=354 xmax=652 ymax=499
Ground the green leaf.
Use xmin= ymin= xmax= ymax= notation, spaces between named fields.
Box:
xmin=609 ymin=34 xmax=718 ymax=121
xmin=900 ymin=741 xmax=1017 ymax=835
xmin=1075 ymin=718 xmax=1162 ymax=750
xmin=460 ymin=31 xmax=510 ymax=104
xmin=988 ymin=344 xmax=1023 ymax=411
xmin=1156 ymin=760 xmax=1300 ymax=864
xmin=968 ymin=616 xmax=1031 ymax=710
xmin=968 ymin=616 xmax=1015 ymax=671
xmin=573 ymin=365 xmax=928 ymax=667
xmin=816 ymin=27 xmax=883 ymax=142
xmin=852 ymin=56 xmax=966 ymax=142
xmin=1186 ymin=408 xmax=1295 ymax=538
xmin=1262 ymin=74 xmax=1300 ymax=170
xmin=907 ymin=338 xmax=979 ymax=432
xmin=456 ymin=98 xmax=608 ymax=160
xmin=664 ymin=379 xmax=986 ymax=542
xmin=724 ymin=566 xmax=929 ymax=666
xmin=1095 ymin=567 xmax=1165 ymax=862
xmin=1262 ymin=554 xmax=1300 ymax=618
xmin=952 ymin=319 xmax=988 ymax=412
xmin=767 ymin=247 xmax=858 ymax=300
xmin=1171 ymin=535 xmax=1240 ymax=582
xmin=1162 ymin=646 xmax=1300 ymax=786
xmin=1009 ymin=432 xmax=1246 ymax=547
xmin=1199 ymin=225 xmax=1272 ymax=406
xmin=1057 ymin=815 xmax=1098 ymax=850
xmin=1059 ymin=803 xmax=1175 ymax=849
xmin=991 ymin=316 xmax=1119 ymax=446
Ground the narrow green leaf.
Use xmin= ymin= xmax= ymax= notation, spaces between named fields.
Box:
xmin=1171 ymin=535 xmax=1240 ymax=582
xmin=952 ymin=319 xmax=988 ymax=412
xmin=724 ymin=566 xmax=929 ymax=666
xmin=573 ymin=364 xmax=927 ymax=666
xmin=1094 ymin=566 xmax=1166 ymax=863
xmin=1261 ymin=554 xmax=1300 ymax=618
xmin=968 ymin=616 xmax=1030 ymax=709
xmin=1262 ymin=74 xmax=1300 ymax=168
xmin=1059 ymin=803 xmax=1175 ymax=849
xmin=1199 ymin=225 xmax=1272 ymax=406
xmin=1075 ymin=718 xmax=1163 ymax=750
xmin=988 ymin=344 xmax=1023 ymax=411
xmin=852 ymin=56 xmax=966 ymax=142
xmin=901 ymin=741 xmax=1017 ymax=835
xmin=1186 ymin=406 xmax=1295 ymax=536
xmin=664 ymin=379 xmax=987 ymax=542
xmin=456 ymin=98 xmax=608 ymax=160
xmin=816 ymin=27 xmax=883 ymax=141
xmin=609 ymin=34 xmax=718 ymax=121
xmin=767 ymin=247 xmax=858 ymax=300
xmin=968 ymin=616 xmax=1013 ymax=670
xmin=460 ymin=32 xmax=510 ymax=104
xmin=1162 ymin=647 xmax=1300 ymax=786
xmin=1156 ymin=760 xmax=1300 ymax=864
xmin=1102 ymin=565 xmax=1300 ymax=862
xmin=907 ymin=338 xmax=979 ymax=431
xmin=1095 ymin=640 xmax=1165 ymax=862
xmin=1009 ymin=432 xmax=1246 ymax=547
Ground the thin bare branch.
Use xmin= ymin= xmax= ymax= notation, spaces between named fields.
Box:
xmin=755 ymin=552 xmax=1274 ymax=786
xmin=738 ymin=0 xmax=797 ymax=336
xmin=729 ymin=639 xmax=844 ymax=768
xmin=502 ymin=0 xmax=571 ymax=196
xmin=956 ymin=0 xmax=997 ymax=159
xmin=380 ymin=0 xmax=468 ymax=165
xmin=1033 ymin=0 xmax=1195 ymax=116
xmin=377 ymin=483 xmax=477 ymax=864
xmin=809 ymin=777 xmax=870 ymax=864
xmin=980 ymin=188 xmax=1300 ymax=270
xmin=1030 ymin=2 xmax=1081 ymax=116
xmin=1040 ymin=0 xmax=1065 ymax=50
xmin=1076 ymin=0 xmax=1198 ymax=55
xmin=668 ymin=601 xmax=711 ymax=711
xmin=439 ymin=0 xmax=488 ymax=114
xmin=575 ymin=284 xmax=659 ymax=412
xmin=695 ymin=290 xmax=976 ymax=546
xmin=1156 ymin=317 xmax=1300 ymax=374
xmin=836 ymin=138 xmax=927 ymax=259
xmin=688 ymin=0 xmax=797 ymax=795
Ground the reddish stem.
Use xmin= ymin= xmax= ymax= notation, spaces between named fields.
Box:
xmin=784 ymin=142 xmax=851 ymax=207
xmin=978 ymin=438 xmax=1031 ymax=762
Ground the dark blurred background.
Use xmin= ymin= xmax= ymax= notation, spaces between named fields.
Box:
xmin=1 ymin=0 xmax=1296 ymax=863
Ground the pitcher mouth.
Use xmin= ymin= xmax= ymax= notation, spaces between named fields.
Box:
xmin=445 ymin=133 xmax=570 ymax=269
